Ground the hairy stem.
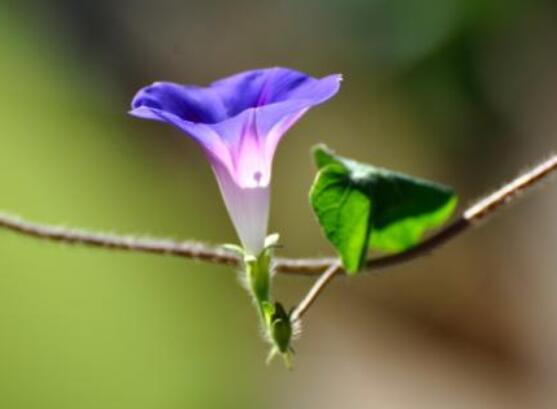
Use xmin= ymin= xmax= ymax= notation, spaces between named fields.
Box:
xmin=0 ymin=154 xmax=555 ymax=276
xmin=291 ymin=261 xmax=342 ymax=322
xmin=0 ymin=214 xmax=240 ymax=266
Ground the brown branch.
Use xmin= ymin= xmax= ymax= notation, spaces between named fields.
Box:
xmin=0 ymin=214 xmax=240 ymax=267
xmin=0 ymin=154 xmax=555 ymax=276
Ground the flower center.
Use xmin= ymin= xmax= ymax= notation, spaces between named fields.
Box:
xmin=254 ymin=171 xmax=263 ymax=185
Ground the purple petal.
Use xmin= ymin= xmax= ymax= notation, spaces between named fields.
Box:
xmin=205 ymin=102 xmax=307 ymax=188
xmin=130 ymin=70 xmax=341 ymax=187
xmin=131 ymin=81 xmax=227 ymax=124
xmin=211 ymin=72 xmax=341 ymax=187
xmin=210 ymin=67 xmax=341 ymax=116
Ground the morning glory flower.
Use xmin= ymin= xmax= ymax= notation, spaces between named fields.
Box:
xmin=130 ymin=67 xmax=341 ymax=255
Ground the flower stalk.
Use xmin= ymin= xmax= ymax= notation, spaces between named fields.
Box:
xmin=230 ymin=234 xmax=295 ymax=367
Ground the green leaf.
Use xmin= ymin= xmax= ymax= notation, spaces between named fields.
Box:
xmin=310 ymin=145 xmax=458 ymax=274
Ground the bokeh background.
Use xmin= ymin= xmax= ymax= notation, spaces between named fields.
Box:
xmin=1 ymin=1 xmax=557 ymax=408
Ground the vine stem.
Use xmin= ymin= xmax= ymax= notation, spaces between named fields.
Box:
xmin=290 ymin=261 xmax=342 ymax=322
xmin=0 ymin=154 xmax=555 ymax=277
xmin=287 ymin=153 xmax=557 ymax=320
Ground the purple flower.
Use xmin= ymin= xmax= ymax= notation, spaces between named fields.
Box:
xmin=130 ymin=67 xmax=341 ymax=254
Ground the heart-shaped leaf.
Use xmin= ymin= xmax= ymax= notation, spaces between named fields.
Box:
xmin=310 ymin=145 xmax=458 ymax=274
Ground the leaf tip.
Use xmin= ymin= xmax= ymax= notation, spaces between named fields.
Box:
xmin=312 ymin=144 xmax=337 ymax=169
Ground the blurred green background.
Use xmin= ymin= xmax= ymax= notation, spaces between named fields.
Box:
xmin=1 ymin=1 xmax=557 ymax=408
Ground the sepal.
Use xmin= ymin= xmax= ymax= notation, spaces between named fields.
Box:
xmin=221 ymin=243 xmax=245 ymax=255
